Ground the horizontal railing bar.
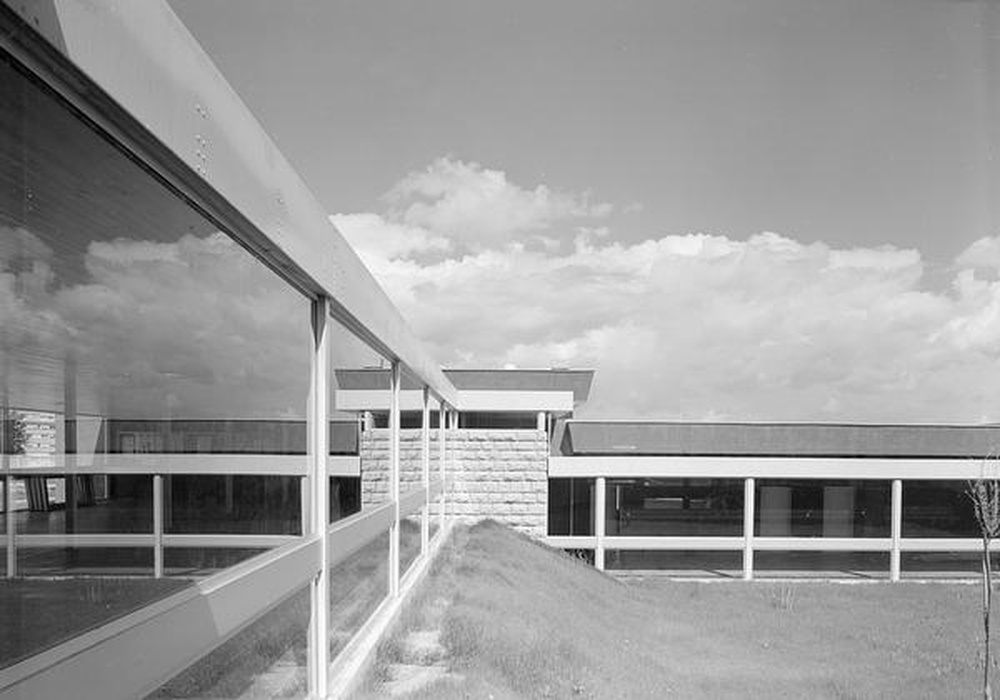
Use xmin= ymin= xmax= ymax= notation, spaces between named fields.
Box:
xmin=753 ymin=537 xmax=892 ymax=552
xmin=546 ymin=536 xmax=597 ymax=549
xmin=5 ymin=454 xmax=311 ymax=476
xmin=162 ymin=534 xmax=300 ymax=548
xmin=604 ymin=536 xmax=745 ymax=551
xmin=550 ymin=456 xmax=989 ymax=480
xmin=327 ymin=501 xmax=395 ymax=571
xmin=10 ymin=534 xmax=301 ymax=549
xmin=398 ymin=486 xmax=427 ymax=519
xmin=16 ymin=533 xmax=153 ymax=547
xmin=0 ymin=535 xmax=321 ymax=699
xmin=900 ymin=538 xmax=1000 ymax=552
xmin=549 ymin=535 xmax=909 ymax=553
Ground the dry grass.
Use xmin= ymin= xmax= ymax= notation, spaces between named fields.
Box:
xmin=358 ymin=520 xmax=989 ymax=699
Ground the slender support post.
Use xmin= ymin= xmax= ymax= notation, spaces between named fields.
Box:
xmin=389 ymin=360 xmax=401 ymax=598
xmin=447 ymin=410 xmax=458 ymax=516
xmin=421 ymin=387 xmax=430 ymax=556
xmin=891 ymin=479 xmax=902 ymax=582
xmin=743 ymin=477 xmax=755 ymax=581
xmin=308 ymin=297 xmax=331 ymax=698
xmin=2 ymin=401 xmax=13 ymax=578
xmin=64 ymin=358 xmax=77 ymax=533
xmin=536 ymin=411 xmax=546 ymax=432
xmin=5 ymin=475 xmax=14 ymax=578
xmin=595 ymin=477 xmax=606 ymax=570
xmin=153 ymin=475 xmax=163 ymax=578
xmin=439 ymin=399 xmax=446 ymax=533
xmin=63 ymin=361 xmax=79 ymax=573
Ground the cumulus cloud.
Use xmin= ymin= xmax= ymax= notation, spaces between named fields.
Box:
xmin=1 ymin=227 xmax=312 ymax=419
xmin=373 ymin=157 xmax=611 ymax=249
xmin=334 ymin=159 xmax=1000 ymax=423
xmin=329 ymin=212 xmax=451 ymax=265
xmin=956 ymin=236 xmax=1000 ymax=271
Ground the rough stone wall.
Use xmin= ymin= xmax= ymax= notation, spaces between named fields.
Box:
xmin=360 ymin=428 xmax=549 ymax=538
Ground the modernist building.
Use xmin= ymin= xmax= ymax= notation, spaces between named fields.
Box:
xmin=0 ymin=2 xmax=997 ymax=699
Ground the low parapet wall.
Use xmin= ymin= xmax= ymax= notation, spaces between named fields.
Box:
xmin=360 ymin=429 xmax=548 ymax=538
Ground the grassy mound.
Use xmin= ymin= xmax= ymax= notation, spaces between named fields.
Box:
xmin=361 ymin=520 xmax=986 ymax=699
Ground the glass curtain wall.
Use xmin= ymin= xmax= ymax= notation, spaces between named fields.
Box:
xmin=548 ymin=478 xmax=594 ymax=537
xmin=753 ymin=479 xmax=891 ymax=577
xmin=754 ymin=480 xmax=890 ymax=538
xmin=901 ymin=480 xmax=981 ymax=575
xmin=327 ymin=319 xmax=392 ymax=662
xmin=606 ymin=478 xmax=744 ymax=536
xmin=1 ymin=48 xmax=313 ymax=688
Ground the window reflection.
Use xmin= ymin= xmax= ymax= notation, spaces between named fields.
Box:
xmin=754 ymin=480 xmax=890 ymax=538
xmin=607 ymin=478 xmax=744 ymax=536
xmin=1 ymin=45 xmax=311 ymax=676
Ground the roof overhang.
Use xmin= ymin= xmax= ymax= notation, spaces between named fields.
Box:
xmin=335 ymin=389 xmax=574 ymax=413
xmin=562 ymin=420 xmax=1000 ymax=458
xmin=334 ymin=368 xmax=594 ymax=412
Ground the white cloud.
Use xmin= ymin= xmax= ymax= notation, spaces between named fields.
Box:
xmin=956 ymin=236 xmax=1000 ymax=270
xmin=382 ymin=157 xmax=612 ymax=248
xmin=335 ymin=160 xmax=1000 ymax=423
xmin=1 ymin=228 xmax=313 ymax=419
xmin=329 ymin=212 xmax=450 ymax=265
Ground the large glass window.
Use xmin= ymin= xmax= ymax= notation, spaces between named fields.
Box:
xmin=1 ymin=47 xmax=310 ymax=674
xmin=547 ymin=478 xmax=594 ymax=536
xmin=607 ymin=478 xmax=744 ymax=537
xmin=148 ymin=586 xmax=310 ymax=698
xmin=754 ymin=480 xmax=890 ymax=538
xmin=901 ymin=480 xmax=977 ymax=538
xmin=326 ymin=315 xmax=401 ymax=660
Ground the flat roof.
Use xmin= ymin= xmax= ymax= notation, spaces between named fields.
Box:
xmin=562 ymin=421 xmax=1000 ymax=459
xmin=335 ymin=368 xmax=595 ymax=405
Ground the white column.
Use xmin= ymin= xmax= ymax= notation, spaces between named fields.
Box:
xmin=389 ymin=360 xmax=401 ymax=597
xmin=5 ymin=475 xmax=14 ymax=578
xmin=153 ymin=475 xmax=163 ymax=578
xmin=308 ymin=297 xmax=331 ymax=698
xmin=743 ymin=477 xmax=755 ymax=581
xmin=536 ymin=411 xmax=546 ymax=432
xmin=2 ymin=401 xmax=14 ymax=577
xmin=439 ymin=399 xmax=446 ymax=532
xmin=891 ymin=479 xmax=902 ymax=582
xmin=595 ymin=477 xmax=606 ymax=571
xmin=421 ymin=387 xmax=430 ymax=556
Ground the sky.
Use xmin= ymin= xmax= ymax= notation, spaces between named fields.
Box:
xmin=168 ymin=0 xmax=1000 ymax=423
